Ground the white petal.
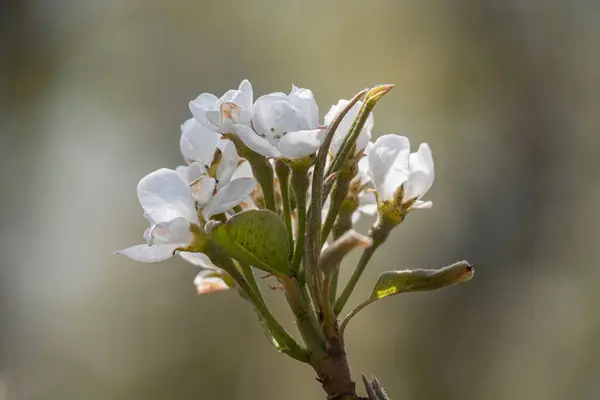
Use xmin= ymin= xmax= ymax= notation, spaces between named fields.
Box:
xmin=137 ymin=168 xmax=198 ymax=224
xmin=179 ymin=252 xmax=218 ymax=268
xmin=145 ymin=217 xmax=193 ymax=246
xmin=216 ymin=140 xmax=240 ymax=189
xmin=277 ymin=129 xmax=325 ymax=158
xmin=190 ymin=176 xmax=216 ymax=207
xmin=252 ymin=95 xmax=310 ymax=140
xmin=175 ymin=165 xmax=189 ymax=180
xmin=411 ymin=200 xmax=433 ymax=210
xmin=202 ymin=178 xmax=257 ymax=220
xmin=116 ymin=244 xmax=178 ymax=263
xmin=368 ymin=135 xmax=410 ymax=201
xmin=237 ymin=79 xmax=253 ymax=108
xmin=186 ymin=162 xmax=207 ymax=182
xmin=180 ymin=118 xmax=221 ymax=165
xmin=190 ymin=93 xmax=219 ymax=130
xmin=289 ymin=85 xmax=319 ymax=129
xmin=194 ymin=270 xmax=230 ymax=295
xmin=404 ymin=143 xmax=435 ymax=202
xmin=358 ymin=192 xmax=377 ymax=215
xmin=234 ymin=124 xmax=280 ymax=157
xmin=231 ymin=160 xmax=254 ymax=180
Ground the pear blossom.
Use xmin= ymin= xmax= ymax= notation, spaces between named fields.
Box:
xmin=193 ymin=268 xmax=230 ymax=295
xmin=190 ymin=79 xmax=253 ymax=133
xmin=177 ymin=118 xmax=256 ymax=219
xmin=368 ymin=134 xmax=434 ymax=214
xmin=325 ymin=99 xmax=374 ymax=156
xmin=234 ymin=86 xmax=325 ymax=159
xmin=116 ymin=168 xmax=208 ymax=263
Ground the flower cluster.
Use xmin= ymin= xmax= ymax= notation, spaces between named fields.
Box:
xmin=116 ymin=80 xmax=472 ymax=400
xmin=118 ymin=79 xmax=435 ymax=292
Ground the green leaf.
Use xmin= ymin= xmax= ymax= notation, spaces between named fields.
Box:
xmin=210 ymin=210 xmax=291 ymax=276
xmin=371 ymin=260 xmax=474 ymax=301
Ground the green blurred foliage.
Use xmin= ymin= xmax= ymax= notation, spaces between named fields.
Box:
xmin=1 ymin=0 xmax=599 ymax=399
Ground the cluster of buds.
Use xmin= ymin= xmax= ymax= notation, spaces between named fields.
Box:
xmin=117 ymin=80 xmax=473 ymax=400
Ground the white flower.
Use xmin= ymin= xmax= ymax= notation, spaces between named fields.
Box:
xmin=177 ymin=118 xmax=256 ymax=219
xmin=116 ymin=168 xmax=206 ymax=263
xmin=189 ymin=79 xmax=253 ymax=133
xmin=325 ymin=99 xmax=374 ymax=156
xmin=368 ymin=134 xmax=434 ymax=211
xmin=234 ymin=85 xmax=325 ymax=158
xmin=193 ymin=268 xmax=230 ymax=295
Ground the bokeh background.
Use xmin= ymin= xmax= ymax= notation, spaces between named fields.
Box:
xmin=2 ymin=1 xmax=599 ymax=399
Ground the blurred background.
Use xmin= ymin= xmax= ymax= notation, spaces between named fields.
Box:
xmin=1 ymin=0 xmax=599 ymax=399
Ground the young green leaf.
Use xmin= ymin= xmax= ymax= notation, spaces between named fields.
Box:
xmin=371 ymin=260 xmax=474 ymax=300
xmin=339 ymin=261 xmax=474 ymax=335
xmin=210 ymin=210 xmax=291 ymax=276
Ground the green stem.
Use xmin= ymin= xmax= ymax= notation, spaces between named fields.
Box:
xmin=212 ymin=254 xmax=308 ymax=362
xmin=339 ymin=298 xmax=375 ymax=337
xmin=334 ymin=218 xmax=394 ymax=315
xmin=281 ymin=276 xmax=326 ymax=355
xmin=246 ymin=151 xmax=277 ymax=212
xmin=224 ymin=134 xmax=277 ymax=212
xmin=321 ymin=176 xmax=351 ymax=246
xmin=239 ymin=262 xmax=264 ymax=303
xmin=275 ymin=160 xmax=294 ymax=250
xmin=328 ymin=210 xmax=353 ymax=305
xmin=290 ymin=166 xmax=309 ymax=275
xmin=233 ymin=205 xmax=243 ymax=214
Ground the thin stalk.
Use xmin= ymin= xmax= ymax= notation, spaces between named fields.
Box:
xmin=290 ymin=166 xmax=309 ymax=275
xmin=321 ymin=175 xmax=351 ymax=246
xmin=246 ymin=151 xmax=277 ymax=212
xmin=238 ymin=262 xmax=263 ymax=303
xmin=334 ymin=218 xmax=394 ymax=315
xmin=280 ymin=276 xmax=326 ymax=355
xmin=306 ymin=89 xmax=368 ymax=273
xmin=339 ymin=298 xmax=374 ymax=337
xmin=328 ymin=211 xmax=353 ymax=304
xmin=214 ymin=256 xmax=309 ymax=362
xmin=275 ymin=160 xmax=293 ymax=250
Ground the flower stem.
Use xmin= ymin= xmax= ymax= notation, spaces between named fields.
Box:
xmin=275 ymin=160 xmax=294 ymax=250
xmin=211 ymin=253 xmax=309 ymax=362
xmin=321 ymin=174 xmax=351 ymax=246
xmin=334 ymin=218 xmax=395 ymax=315
xmin=290 ymin=166 xmax=309 ymax=275
xmin=328 ymin=210 xmax=353 ymax=305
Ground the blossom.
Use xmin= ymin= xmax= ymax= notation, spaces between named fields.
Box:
xmin=116 ymin=168 xmax=208 ymax=263
xmin=234 ymin=85 xmax=325 ymax=158
xmin=189 ymin=79 xmax=253 ymax=133
xmin=193 ymin=267 xmax=230 ymax=295
xmin=177 ymin=118 xmax=256 ymax=220
xmin=368 ymin=134 xmax=434 ymax=214
xmin=325 ymin=99 xmax=374 ymax=157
